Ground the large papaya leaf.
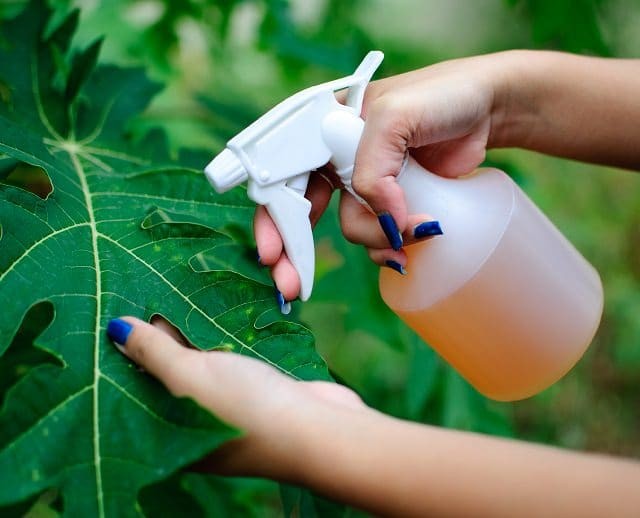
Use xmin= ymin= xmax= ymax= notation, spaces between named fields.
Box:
xmin=0 ymin=1 xmax=328 ymax=515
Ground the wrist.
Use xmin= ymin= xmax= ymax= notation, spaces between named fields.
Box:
xmin=278 ymin=385 xmax=376 ymax=484
xmin=204 ymin=379 xmax=374 ymax=483
xmin=488 ymin=49 xmax=551 ymax=149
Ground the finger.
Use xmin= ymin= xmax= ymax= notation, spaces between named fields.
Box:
xmin=271 ymin=252 xmax=301 ymax=304
xmin=255 ymin=167 xmax=341 ymax=304
xmin=339 ymin=192 xmax=389 ymax=248
xmin=307 ymin=167 xmax=340 ymax=227
xmin=339 ymin=192 xmax=442 ymax=248
xmin=253 ymin=208 xmax=299 ymax=306
xmin=410 ymin=126 xmax=488 ymax=178
xmin=106 ymin=316 xmax=208 ymax=399
xmin=351 ymin=94 xmax=414 ymax=249
xmin=368 ymin=247 xmax=408 ymax=274
xmin=106 ymin=317 xmax=293 ymax=436
xmin=254 ymin=205 xmax=283 ymax=266
xmin=255 ymin=166 xmax=338 ymax=271
xmin=335 ymin=88 xmax=347 ymax=105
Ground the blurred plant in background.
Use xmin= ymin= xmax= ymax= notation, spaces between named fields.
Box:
xmin=2 ymin=0 xmax=639 ymax=514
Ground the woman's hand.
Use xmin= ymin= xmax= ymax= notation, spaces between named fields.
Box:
xmin=106 ymin=315 xmax=640 ymax=517
xmin=255 ymin=53 xmax=511 ymax=302
xmin=106 ymin=316 xmax=366 ymax=479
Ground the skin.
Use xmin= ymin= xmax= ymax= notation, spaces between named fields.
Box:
xmin=111 ymin=50 xmax=640 ymax=516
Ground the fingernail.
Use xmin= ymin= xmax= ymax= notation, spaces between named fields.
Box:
xmin=274 ymin=286 xmax=292 ymax=315
xmin=385 ymin=260 xmax=407 ymax=275
xmin=413 ymin=220 xmax=443 ymax=239
xmin=377 ymin=212 xmax=403 ymax=251
xmin=107 ymin=318 xmax=133 ymax=347
xmin=256 ymin=249 xmax=263 ymax=266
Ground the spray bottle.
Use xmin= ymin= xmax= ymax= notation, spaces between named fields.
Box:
xmin=204 ymin=51 xmax=603 ymax=401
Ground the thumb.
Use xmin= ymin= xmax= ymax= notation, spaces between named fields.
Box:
xmin=353 ymin=96 xmax=412 ymax=250
xmin=106 ymin=316 xmax=205 ymax=399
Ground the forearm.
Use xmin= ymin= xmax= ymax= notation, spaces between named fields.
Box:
xmin=491 ymin=50 xmax=640 ymax=170
xmin=285 ymin=402 xmax=640 ymax=517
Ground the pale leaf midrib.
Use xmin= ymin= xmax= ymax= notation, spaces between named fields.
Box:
xmin=68 ymin=150 xmax=105 ymax=518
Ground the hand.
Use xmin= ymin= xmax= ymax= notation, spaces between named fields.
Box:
xmin=106 ymin=315 xmax=640 ymax=517
xmin=106 ymin=316 xmax=366 ymax=478
xmin=255 ymin=53 xmax=510 ymax=302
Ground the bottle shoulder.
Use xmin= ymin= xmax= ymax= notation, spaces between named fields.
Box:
xmin=382 ymin=167 xmax=518 ymax=311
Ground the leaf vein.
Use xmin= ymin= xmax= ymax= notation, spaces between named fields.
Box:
xmin=91 ymin=191 xmax=253 ymax=210
xmin=97 ymin=232 xmax=301 ymax=380
xmin=0 ymin=222 xmax=90 ymax=284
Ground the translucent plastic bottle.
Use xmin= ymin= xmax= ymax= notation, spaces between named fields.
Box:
xmin=379 ymin=159 xmax=604 ymax=401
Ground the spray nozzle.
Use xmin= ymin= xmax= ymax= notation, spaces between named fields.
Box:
xmin=204 ymin=51 xmax=384 ymax=305
xmin=205 ymin=149 xmax=248 ymax=192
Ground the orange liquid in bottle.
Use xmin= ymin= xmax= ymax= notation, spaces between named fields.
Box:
xmin=380 ymin=163 xmax=603 ymax=401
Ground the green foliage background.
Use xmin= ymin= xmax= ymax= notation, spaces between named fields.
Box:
xmin=1 ymin=0 xmax=639 ymax=515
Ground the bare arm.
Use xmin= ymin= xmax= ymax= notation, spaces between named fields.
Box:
xmin=293 ymin=402 xmax=640 ymax=517
xmin=493 ymin=50 xmax=640 ymax=170
xmin=107 ymin=317 xmax=640 ymax=517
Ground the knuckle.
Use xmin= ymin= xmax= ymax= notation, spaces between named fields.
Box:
xmin=368 ymin=93 xmax=397 ymax=119
xmin=350 ymin=172 xmax=375 ymax=198
xmin=367 ymin=94 xmax=408 ymax=132
xmin=351 ymin=173 xmax=393 ymax=211
xmin=353 ymin=95 xmax=410 ymax=204
xmin=367 ymin=248 xmax=379 ymax=262
xmin=367 ymin=248 xmax=391 ymax=266
xmin=128 ymin=327 xmax=152 ymax=365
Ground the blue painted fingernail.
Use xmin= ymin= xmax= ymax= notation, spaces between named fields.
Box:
xmin=385 ymin=260 xmax=407 ymax=275
xmin=413 ymin=220 xmax=443 ymax=239
xmin=107 ymin=318 xmax=133 ymax=346
xmin=274 ymin=285 xmax=292 ymax=315
xmin=377 ymin=212 xmax=403 ymax=251
xmin=256 ymin=250 xmax=263 ymax=266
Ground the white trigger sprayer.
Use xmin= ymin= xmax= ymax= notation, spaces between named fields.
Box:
xmin=204 ymin=51 xmax=384 ymax=303
xmin=204 ymin=50 xmax=604 ymax=402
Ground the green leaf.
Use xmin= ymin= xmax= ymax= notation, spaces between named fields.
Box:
xmin=507 ymin=0 xmax=610 ymax=55
xmin=280 ymin=483 xmax=360 ymax=518
xmin=65 ymin=37 xmax=103 ymax=103
xmin=440 ymin=370 xmax=513 ymax=437
xmin=0 ymin=1 xmax=329 ymax=515
xmin=404 ymin=333 xmax=442 ymax=420
xmin=0 ymin=302 xmax=58 ymax=405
